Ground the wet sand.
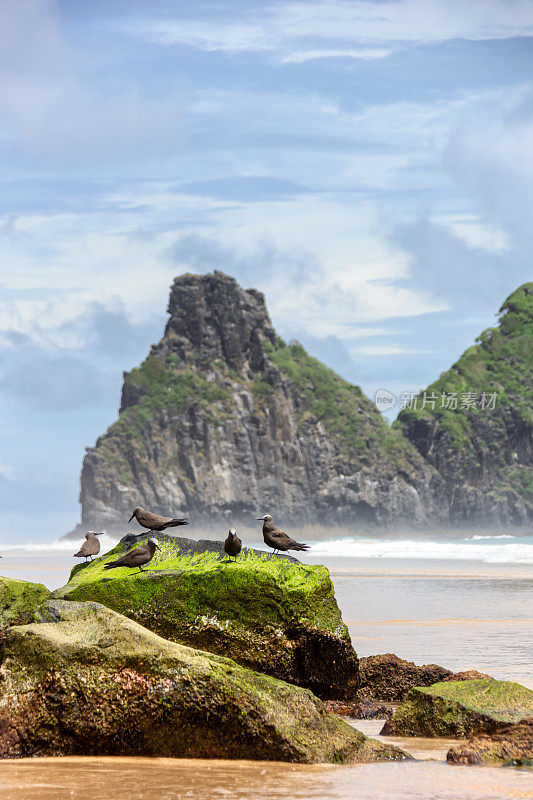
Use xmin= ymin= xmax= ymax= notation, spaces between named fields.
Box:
xmin=0 ymin=756 xmax=532 ymax=800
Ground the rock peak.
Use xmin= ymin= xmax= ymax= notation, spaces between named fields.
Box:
xmin=161 ymin=270 xmax=277 ymax=372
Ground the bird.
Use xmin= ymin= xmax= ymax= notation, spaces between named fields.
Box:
xmin=104 ymin=537 xmax=161 ymax=573
xmin=73 ymin=531 xmax=104 ymax=562
xmin=257 ymin=515 xmax=310 ymax=554
xmin=224 ymin=528 xmax=242 ymax=562
xmin=128 ymin=506 xmax=189 ymax=533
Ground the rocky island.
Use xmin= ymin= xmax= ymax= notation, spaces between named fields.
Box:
xmin=65 ymin=273 xmax=531 ymax=537
xmin=73 ymin=270 xmax=446 ymax=535
xmin=396 ymin=282 xmax=532 ymax=526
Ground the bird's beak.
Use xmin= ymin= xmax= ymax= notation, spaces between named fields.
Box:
xmin=128 ymin=514 xmax=134 ymax=522
xmin=156 ymin=545 xmax=162 ymax=551
xmin=95 ymin=532 xmax=104 ymax=536
xmin=257 ymin=517 xmax=264 ymax=521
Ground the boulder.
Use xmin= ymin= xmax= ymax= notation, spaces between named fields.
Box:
xmin=381 ymin=679 xmax=533 ymax=738
xmin=0 ymin=600 xmax=408 ymax=763
xmin=357 ymin=653 xmax=452 ymax=701
xmin=0 ymin=576 xmax=50 ymax=627
xmin=443 ymin=670 xmax=492 ymax=682
xmin=51 ymin=533 xmax=358 ymax=700
xmin=447 ymin=718 xmax=533 ymax=766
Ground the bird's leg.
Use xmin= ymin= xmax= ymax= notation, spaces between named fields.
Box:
xmin=90 ymin=555 xmax=93 ymax=561
xmin=138 ymin=566 xmax=145 ymax=572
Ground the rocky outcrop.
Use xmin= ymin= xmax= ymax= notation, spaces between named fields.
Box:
xmin=0 ymin=577 xmax=50 ymax=628
xmin=381 ymin=679 xmax=533 ymax=738
xmin=396 ymin=283 xmax=533 ymax=526
xmin=357 ymin=654 xmax=452 ymax=702
xmin=74 ymin=271 xmax=445 ymax=534
xmin=446 ymin=718 xmax=533 ymax=766
xmin=0 ymin=600 xmax=408 ymax=763
xmin=52 ymin=532 xmax=358 ymax=700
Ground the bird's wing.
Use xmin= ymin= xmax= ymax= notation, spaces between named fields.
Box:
xmin=271 ymin=529 xmax=288 ymax=541
xmin=76 ymin=540 xmax=91 ymax=556
xmin=112 ymin=545 xmax=144 ymax=565
xmin=140 ymin=509 xmax=171 ymax=527
xmin=124 ymin=547 xmax=149 ymax=565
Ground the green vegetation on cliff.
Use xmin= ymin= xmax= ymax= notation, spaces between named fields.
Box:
xmin=396 ymin=283 xmax=533 ymax=446
xmin=267 ymin=340 xmax=414 ymax=465
xmin=101 ymin=335 xmax=415 ymax=475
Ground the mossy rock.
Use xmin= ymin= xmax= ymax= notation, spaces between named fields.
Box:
xmin=0 ymin=576 xmax=50 ymax=628
xmin=447 ymin=718 xmax=533 ymax=766
xmin=381 ymin=679 xmax=533 ymax=738
xmin=51 ymin=533 xmax=358 ymax=699
xmin=0 ymin=600 xmax=408 ymax=763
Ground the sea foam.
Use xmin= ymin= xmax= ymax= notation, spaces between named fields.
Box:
xmin=310 ymin=536 xmax=533 ymax=564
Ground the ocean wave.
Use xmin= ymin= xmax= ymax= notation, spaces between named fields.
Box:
xmin=0 ymin=535 xmax=119 ymax=553
xmin=310 ymin=537 xmax=533 ymax=564
xmin=2 ymin=535 xmax=533 ymax=565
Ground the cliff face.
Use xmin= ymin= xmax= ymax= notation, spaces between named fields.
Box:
xmin=396 ymin=283 xmax=532 ymax=526
xmin=78 ymin=271 xmax=445 ymax=533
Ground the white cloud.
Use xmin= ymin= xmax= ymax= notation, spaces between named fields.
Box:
xmin=440 ymin=217 xmax=509 ymax=253
xmin=351 ymin=344 xmax=433 ymax=356
xmin=122 ymin=0 xmax=533 ymax=56
xmin=282 ymin=48 xmax=391 ymax=63
xmin=0 ymin=458 xmax=13 ymax=481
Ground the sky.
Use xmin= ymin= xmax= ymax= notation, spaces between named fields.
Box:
xmin=0 ymin=0 xmax=532 ymax=542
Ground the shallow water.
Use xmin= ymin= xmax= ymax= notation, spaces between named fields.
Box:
xmin=0 ymin=757 xmax=532 ymax=800
xmin=1 ymin=536 xmax=532 ymax=798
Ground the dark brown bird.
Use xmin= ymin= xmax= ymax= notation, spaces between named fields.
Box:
xmin=224 ymin=528 xmax=242 ymax=561
xmin=257 ymin=514 xmax=309 ymax=554
xmin=128 ymin=506 xmax=189 ymax=533
xmin=104 ymin=537 xmax=161 ymax=573
xmin=73 ymin=531 xmax=103 ymax=562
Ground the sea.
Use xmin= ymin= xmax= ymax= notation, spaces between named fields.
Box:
xmin=0 ymin=531 xmax=532 ymax=800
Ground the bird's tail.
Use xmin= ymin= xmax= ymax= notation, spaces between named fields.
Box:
xmin=104 ymin=561 xmax=121 ymax=570
xmin=168 ymin=518 xmax=189 ymax=527
xmin=291 ymin=542 xmax=310 ymax=551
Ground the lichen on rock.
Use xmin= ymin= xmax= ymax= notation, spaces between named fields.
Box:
xmin=51 ymin=533 xmax=358 ymax=699
xmin=381 ymin=679 xmax=533 ymax=738
xmin=0 ymin=600 xmax=408 ymax=763
xmin=0 ymin=576 xmax=50 ymax=628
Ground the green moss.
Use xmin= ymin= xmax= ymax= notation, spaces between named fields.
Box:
xmin=59 ymin=544 xmax=341 ymax=632
xmin=0 ymin=577 xmax=50 ymax=627
xmin=1 ymin=600 xmax=407 ymax=763
xmin=418 ymin=679 xmax=533 ymax=722
xmin=383 ymin=679 xmax=533 ymax=738
xmin=51 ymin=536 xmax=358 ymax=699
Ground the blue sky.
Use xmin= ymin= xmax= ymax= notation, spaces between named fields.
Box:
xmin=1 ymin=0 xmax=532 ymax=541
